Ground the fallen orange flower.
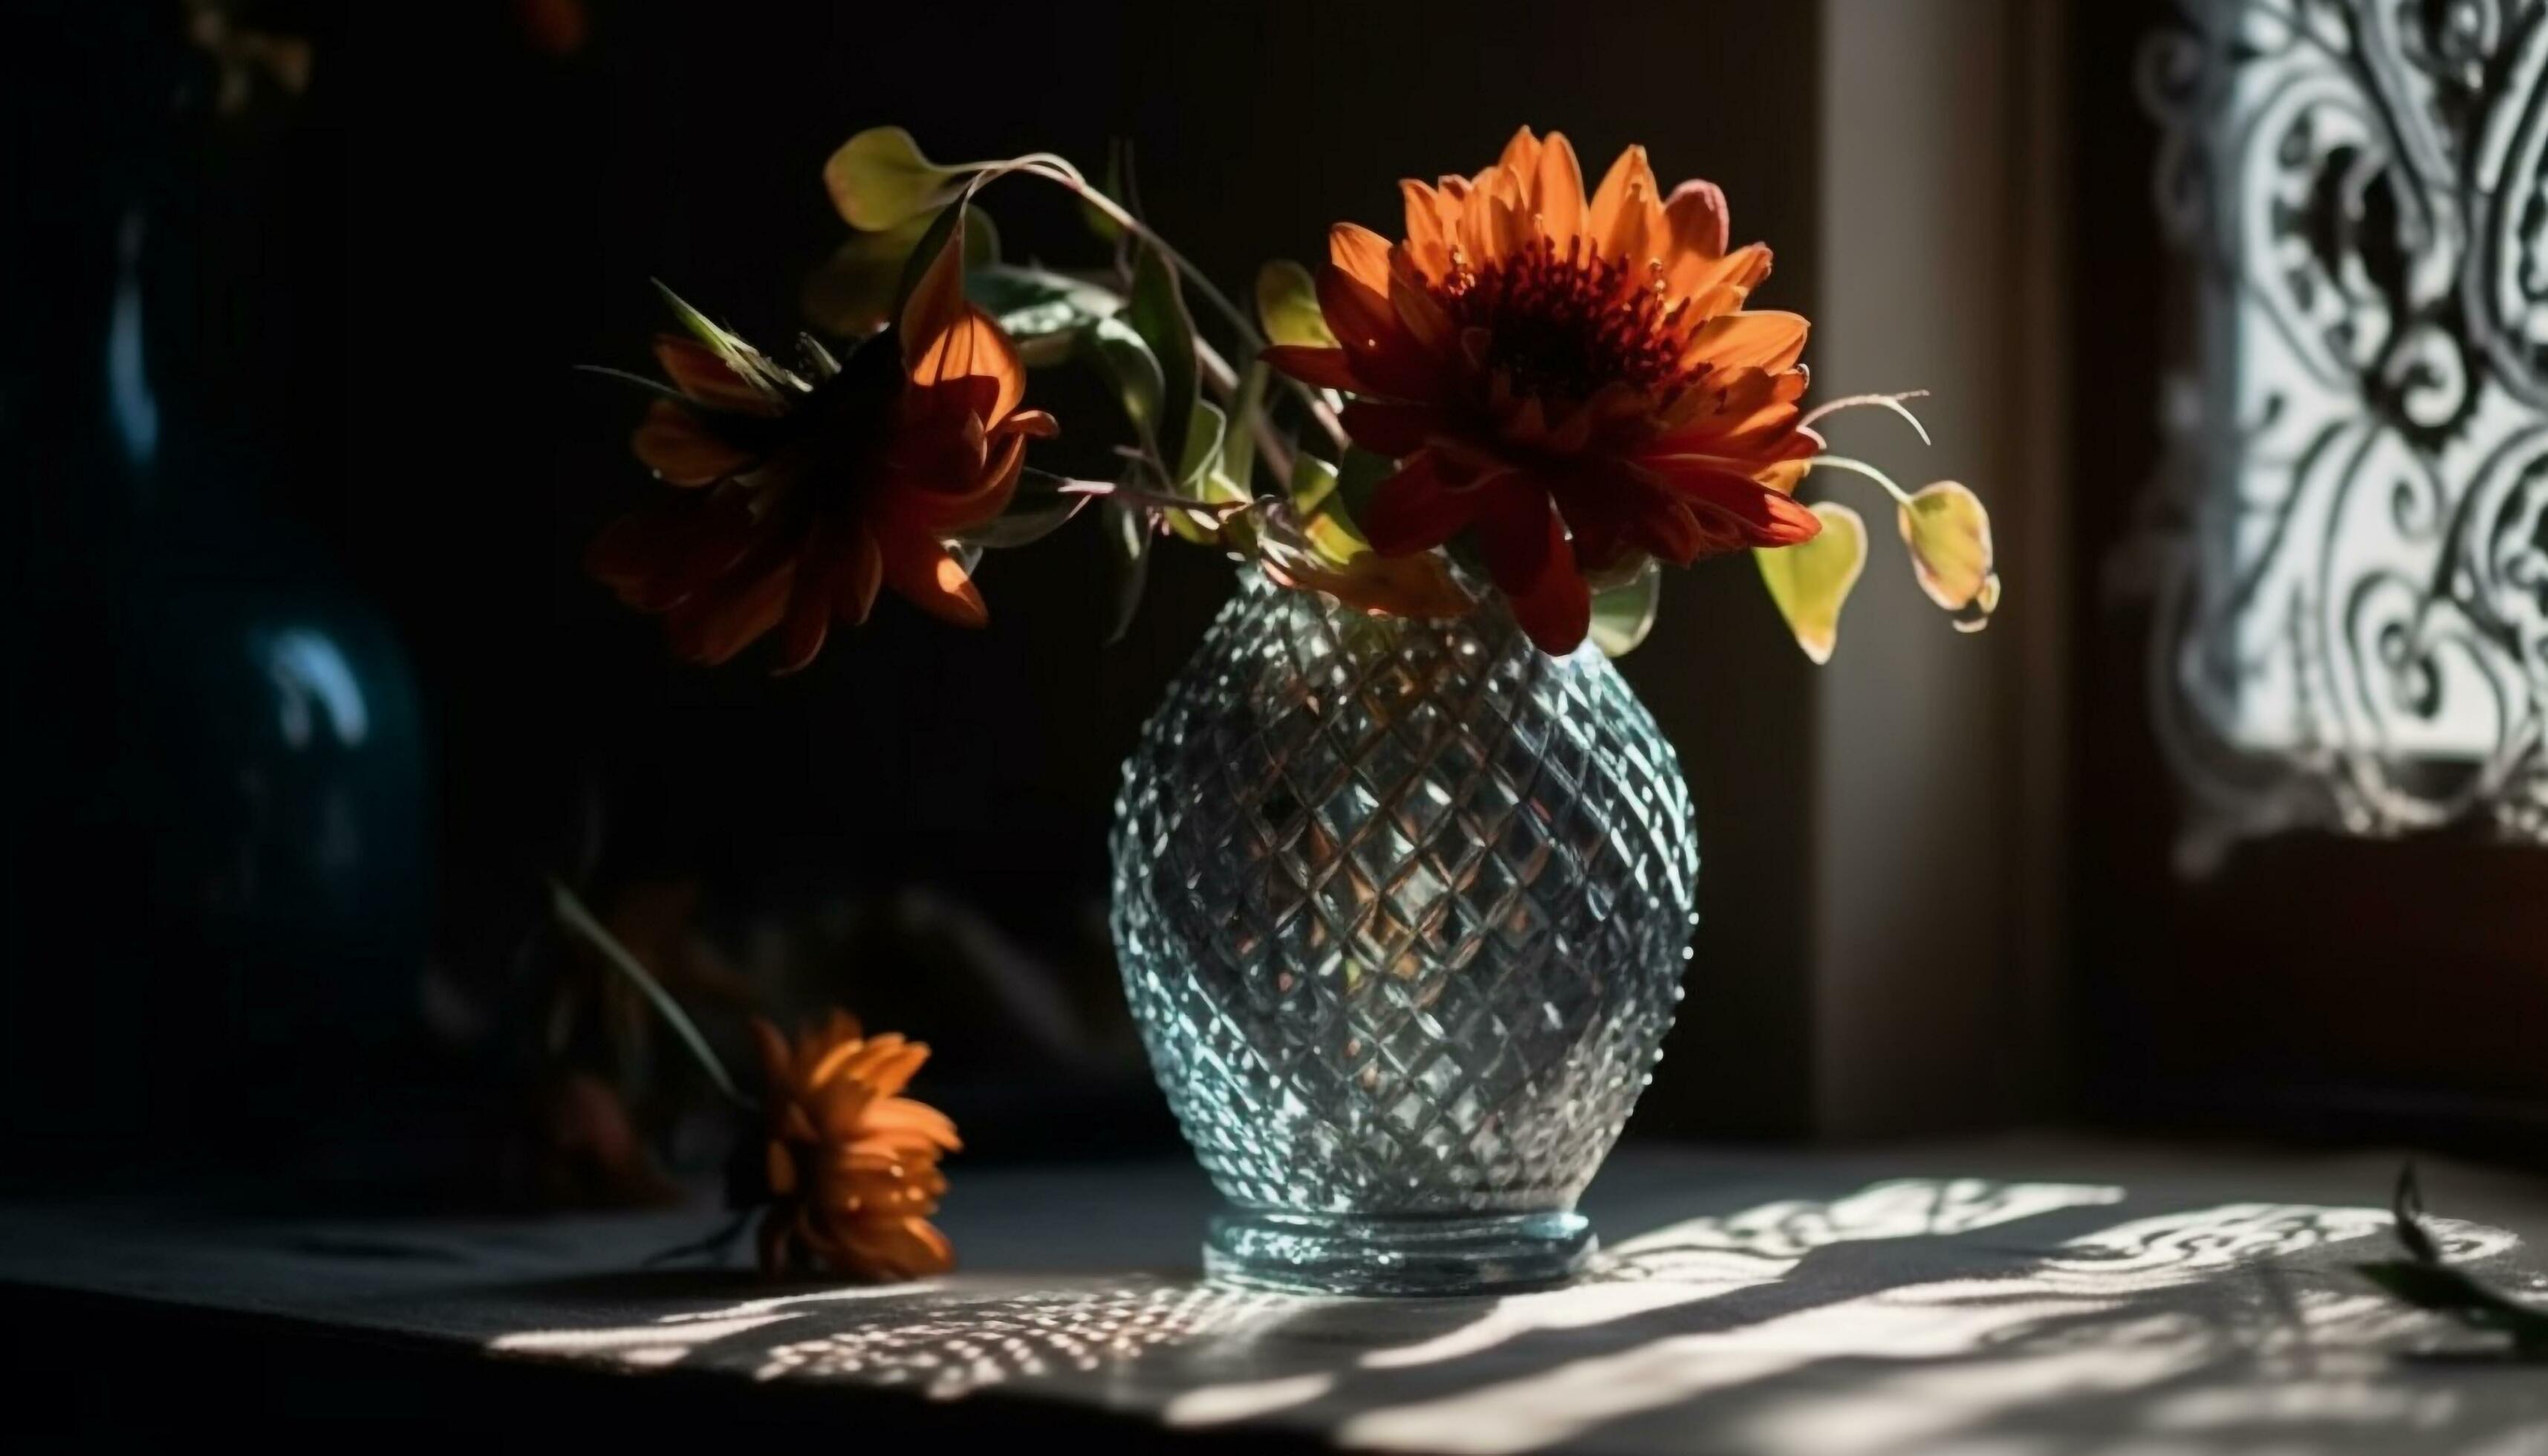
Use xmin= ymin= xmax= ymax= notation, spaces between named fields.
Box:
xmin=750 ymin=1010 xmax=961 ymax=1281
xmin=1267 ymin=128 xmax=1823 ymax=653
xmin=588 ymin=219 xmax=1056 ymax=671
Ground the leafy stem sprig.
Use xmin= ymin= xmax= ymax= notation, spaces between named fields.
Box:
xmin=795 ymin=126 xmax=2002 ymax=663
xmin=2355 ymin=1163 xmax=2548 ymax=1361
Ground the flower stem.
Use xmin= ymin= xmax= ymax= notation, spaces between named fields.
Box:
xmin=1807 ymin=453 xmax=1919 ymax=509
xmin=1800 ymin=391 xmax=1932 ymax=445
xmin=991 ymin=160 xmax=1348 ymax=453
xmin=547 ymin=877 xmax=755 ymax=1113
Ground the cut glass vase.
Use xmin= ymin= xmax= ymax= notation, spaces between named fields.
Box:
xmin=1109 ymin=574 xmax=1700 ymax=1295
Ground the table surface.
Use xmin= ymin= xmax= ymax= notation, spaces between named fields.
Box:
xmin=3 ymin=1137 xmax=2544 ymax=1453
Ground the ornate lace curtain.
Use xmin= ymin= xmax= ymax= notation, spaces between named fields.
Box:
xmin=2139 ymin=0 xmax=2547 ymax=848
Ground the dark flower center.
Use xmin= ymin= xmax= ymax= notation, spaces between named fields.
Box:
xmin=1438 ymin=237 xmax=1689 ymax=406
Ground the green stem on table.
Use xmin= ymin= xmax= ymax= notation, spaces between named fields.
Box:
xmin=547 ymin=877 xmax=755 ymax=1113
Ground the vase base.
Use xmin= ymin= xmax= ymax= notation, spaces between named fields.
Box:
xmin=1203 ymin=1208 xmax=1593 ymax=1296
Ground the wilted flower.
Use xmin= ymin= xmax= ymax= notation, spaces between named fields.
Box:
xmin=588 ymin=219 xmax=1056 ymax=671
xmin=1267 ymin=128 xmax=1823 ymax=653
xmin=750 ymin=1010 xmax=960 ymax=1281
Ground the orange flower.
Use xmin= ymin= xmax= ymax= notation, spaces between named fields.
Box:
xmin=750 ymin=1010 xmax=961 ymax=1281
xmin=587 ymin=227 xmax=1057 ymax=671
xmin=1265 ymin=128 xmax=1824 ymax=653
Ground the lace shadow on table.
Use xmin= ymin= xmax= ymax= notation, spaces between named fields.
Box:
xmin=487 ymin=1174 xmax=2547 ymax=1456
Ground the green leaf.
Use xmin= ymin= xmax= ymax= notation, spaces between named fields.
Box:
xmin=650 ymin=281 xmax=794 ymax=402
xmin=1288 ymin=453 xmax=1371 ymax=563
xmin=1588 ymin=562 xmax=1663 ymax=657
xmin=1176 ymin=400 xmax=1228 ymax=490
xmin=1756 ymin=501 xmax=1868 ymax=665
xmin=1221 ymin=361 xmax=1269 ymax=495
xmin=1081 ymin=137 xmax=1134 ymax=246
xmin=1101 ymin=495 xmax=1152 ymax=645
xmin=802 ymin=206 xmax=999 ymax=339
xmin=959 ymin=468 xmax=1091 ymax=550
xmin=1083 ymin=316 xmax=1165 ymax=455
xmin=823 ymin=126 xmax=970 ymax=232
xmin=966 ymin=264 xmax=1119 ymax=368
xmin=1125 ymin=240 xmax=1199 ymax=478
xmin=1333 ymin=446 xmax=1395 ymax=527
xmin=1290 ymin=452 xmax=1342 ymax=513
xmin=1897 ymin=480 xmax=1999 ymax=631
xmin=1163 ymin=400 xmax=1240 ymax=545
xmin=1256 ymin=259 xmax=1336 ymax=348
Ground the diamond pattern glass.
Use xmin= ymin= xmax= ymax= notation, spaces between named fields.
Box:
xmin=1110 ymin=576 xmax=1700 ymax=1293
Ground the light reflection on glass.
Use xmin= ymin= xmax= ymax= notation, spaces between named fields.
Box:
xmin=256 ymin=627 xmax=370 ymax=750
xmin=108 ymin=209 xmax=158 ymax=471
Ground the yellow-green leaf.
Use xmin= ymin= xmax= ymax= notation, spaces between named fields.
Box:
xmin=801 ymin=206 xmax=998 ymax=339
xmin=1255 ymin=259 xmax=1336 ymax=348
xmin=1897 ymin=480 xmax=1998 ymax=631
xmin=1125 ymin=241 xmax=1199 ymax=478
xmin=1755 ymin=501 xmax=1868 ymax=665
xmin=823 ymin=126 xmax=969 ymax=232
xmin=1084 ymin=316 xmax=1165 ymax=446
xmin=1588 ymin=562 xmax=1663 ymax=657
xmin=651 ymin=281 xmax=795 ymax=402
xmin=1102 ymin=495 xmax=1152 ymax=645
xmin=1287 ymin=454 xmax=1369 ymax=563
xmin=1164 ymin=400 xmax=1236 ymax=545
xmin=1954 ymin=570 xmax=2003 ymax=633
xmin=1221 ymin=361 xmax=1268 ymax=495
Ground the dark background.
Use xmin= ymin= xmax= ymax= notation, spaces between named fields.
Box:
xmin=8 ymin=0 xmax=2540 ymax=1201
xmin=1 ymin=0 xmax=1830 ymax=1195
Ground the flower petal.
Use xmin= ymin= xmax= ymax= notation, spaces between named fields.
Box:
xmin=907 ymin=305 xmax=1027 ymax=423
xmin=880 ymin=427 xmax=1027 ymax=536
xmin=631 ymin=400 xmax=753 ymax=486
xmin=1587 ymin=144 xmax=1660 ymax=261
xmin=1662 ymin=178 xmax=1731 ymax=259
xmin=654 ymin=336 xmax=779 ymax=415
xmin=1669 ymin=242 xmax=1773 ymax=314
xmin=882 ymin=539 xmax=989 ymax=627
xmin=585 ymin=492 xmax=760 ymax=611
xmin=1476 ymin=485 xmax=1591 ymax=654
xmin=900 ymin=209 xmax=970 ymax=365
xmin=1328 ymin=221 xmax=1394 ymax=294
xmin=1399 ymin=179 xmax=1456 ymax=280
xmin=1681 ymin=310 xmax=1810 ymax=374
xmin=840 ymin=524 xmax=885 ymax=627
xmin=1359 ymin=453 xmax=1480 ymax=554
xmin=1339 ymin=399 xmax=1447 ymax=458
xmin=1262 ymin=344 xmax=1365 ymax=392
xmin=1316 ymin=261 xmax=1400 ymax=355
xmin=1495 ymin=125 xmax=1543 ymax=178
xmin=1533 ymin=131 xmax=1586 ymax=243
xmin=1643 ymin=458 xmax=1824 ymax=548
xmin=665 ymin=559 xmax=793 ymax=666
xmin=774 ymin=516 xmax=858 ymax=674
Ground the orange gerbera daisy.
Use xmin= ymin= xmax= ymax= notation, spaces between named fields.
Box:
xmin=750 ymin=1010 xmax=961 ymax=1281
xmin=1265 ymin=127 xmax=1824 ymax=653
xmin=588 ymin=223 xmax=1056 ymax=671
